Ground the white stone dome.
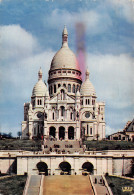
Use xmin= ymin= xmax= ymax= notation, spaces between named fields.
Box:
xmin=80 ymin=69 xmax=96 ymax=96
xmin=50 ymin=26 xmax=81 ymax=72
xmin=32 ymin=68 xmax=47 ymax=96
xmin=32 ymin=80 xmax=47 ymax=96
xmin=50 ymin=47 xmax=80 ymax=71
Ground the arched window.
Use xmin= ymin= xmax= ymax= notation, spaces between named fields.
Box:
xmin=68 ymin=84 xmax=71 ymax=92
xmin=61 ymin=89 xmax=65 ymax=100
xmin=52 ymin=112 xmax=54 ymax=120
xmin=61 ymin=106 xmax=65 ymax=116
xmin=58 ymin=84 xmax=61 ymax=88
xmin=88 ymin=99 xmax=90 ymax=105
xmin=40 ymin=99 xmax=42 ymax=105
xmin=73 ymin=84 xmax=75 ymax=93
xmin=54 ymin=84 xmax=56 ymax=93
xmin=63 ymin=84 xmax=66 ymax=88
xmin=86 ymin=99 xmax=87 ymax=105
xmin=33 ymin=100 xmax=35 ymax=107
xmin=51 ymin=86 xmax=53 ymax=94
xmin=70 ymin=112 xmax=73 ymax=120
xmin=87 ymin=124 xmax=89 ymax=135
xmin=90 ymin=127 xmax=92 ymax=135
xmin=81 ymin=99 xmax=83 ymax=105
xmin=76 ymin=85 xmax=79 ymax=92
xmin=38 ymin=99 xmax=40 ymax=105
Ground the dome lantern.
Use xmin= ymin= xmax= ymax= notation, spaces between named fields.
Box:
xmin=38 ymin=67 xmax=43 ymax=81
xmin=62 ymin=25 xmax=68 ymax=47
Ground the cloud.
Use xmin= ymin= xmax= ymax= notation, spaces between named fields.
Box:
xmin=0 ymin=24 xmax=38 ymax=60
xmin=44 ymin=9 xmax=113 ymax=35
xmin=108 ymin=0 xmax=134 ymax=23
xmin=0 ymin=24 xmax=54 ymax=102
xmin=87 ymin=53 xmax=134 ymax=109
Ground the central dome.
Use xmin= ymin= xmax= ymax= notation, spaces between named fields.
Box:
xmin=50 ymin=26 xmax=81 ymax=72
xmin=50 ymin=47 xmax=80 ymax=71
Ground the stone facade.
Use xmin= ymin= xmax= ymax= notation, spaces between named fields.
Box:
xmin=21 ymin=26 xmax=105 ymax=141
xmin=0 ymin=150 xmax=133 ymax=176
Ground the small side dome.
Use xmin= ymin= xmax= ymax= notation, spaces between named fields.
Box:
xmin=80 ymin=69 xmax=96 ymax=96
xmin=32 ymin=68 xmax=47 ymax=96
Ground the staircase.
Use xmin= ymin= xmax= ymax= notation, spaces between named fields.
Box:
xmin=43 ymin=140 xmax=84 ymax=154
xmin=43 ymin=175 xmax=94 ymax=195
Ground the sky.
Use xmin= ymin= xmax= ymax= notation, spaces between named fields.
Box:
xmin=0 ymin=0 xmax=134 ymax=137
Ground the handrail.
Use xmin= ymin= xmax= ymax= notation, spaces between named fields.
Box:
xmin=23 ymin=174 xmax=31 ymax=195
xmin=89 ymin=175 xmax=97 ymax=195
xmin=102 ymin=175 xmax=113 ymax=195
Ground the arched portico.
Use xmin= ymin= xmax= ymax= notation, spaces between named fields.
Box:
xmin=49 ymin=126 xmax=56 ymax=138
xmin=59 ymin=126 xmax=65 ymax=140
xmin=82 ymin=162 xmax=94 ymax=175
xmin=36 ymin=162 xmax=48 ymax=175
xmin=68 ymin=126 xmax=74 ymax=140
xmin=59 ymin=161 xmax=71 ymax=175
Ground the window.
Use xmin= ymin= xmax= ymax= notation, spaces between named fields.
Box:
xmin=52 ymin=113 xmax=54 ymax=120
xmin=61 ymin=89 xmax=65 ymax=100
xmin=88 ymin=99 xmax=90 ymax=105
xmin=61 ymin=106 xmax=65 ymax=116
xmin=54 ymin=84 xmax=56 ymax=93
xmin=40 ymin=99 xmax=42 ymax=105
xmin=90 ymin=128 xmax=92 ymax=135
xmin=63 ymin=84 xmax=66 ymax=88
xmin=86 ymin=99 xmax=87 ymax=105
xmin=68 ymin=71 xmax=71 ymax=73
xmin=34 ymin=128 xmax=36 ymax=135
xmin=87 ymin=125 xmax=89 ymax=135
xmin=68 ymin=84 xmax=71 ymax=92
xmin=54 ymin=71 xmax=56 ymax=74
xmin=38 ymin=99 xmax=40 ymax=105
xmin=58 ymin=84 xmax=61 ymax=88
xmin=63 ymin=71 xmax=66 ymax=73
xmin=81 ymin=99 xmax=83 ymax=105
xmin=73 ymin=85 xmax=75 ymax=93
xmin=33 ymin=100 xmax=35 ymax=107
xmin=76 ymin=85 xmax=79 ymax=92
xmin=70 ymin=112 xmax=73 ymax=120
xmin=58 ymin=71 xmax=61 ymax=73
xmin=92 ymin=99 xmax=95 ymax=105
xmin=72 ymin=71 xmax=75 ymax=74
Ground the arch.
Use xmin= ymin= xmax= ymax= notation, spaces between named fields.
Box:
xmin=61 ymin=106 xmax=65 ymax=117
xmin=82 ymin=162 xmax=94 ymax=174
xmin=49 ymin=126 xmax=56 ymax=138
xmin=68 ymin=126 xmax=74 ymax=140
xmin=52 ymin=112 xmax=54 ymax=120
xmin=54 ymin=84 xmax=56 ymax=93
xmin=68 ymin=84 xmax=71 ymax=92
xmin=59 ymin=161 xmax=71 ymax=175
xmin=72 ymin=84 xmax=75 ymax=93
xmin=59 ymin=126 xmax=65 ymax=140
xmin=61 ymin=89 xmax=65 ymax=100
xmin=36 ymin=162 xmax=48 ymax=175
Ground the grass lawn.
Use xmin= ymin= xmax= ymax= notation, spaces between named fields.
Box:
xmin=84 ymin=140 xmax=134 ymax=151
xmin=0 ymin=175 xmax=27 ymax=195
xmin=106 ymin=175 xmax=134 ymax=195
xmin=0 ymin=139 xmax=42 ymax=151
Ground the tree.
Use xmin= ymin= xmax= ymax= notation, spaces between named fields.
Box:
xmin=17 ymin=131 xmax=22 ymax=139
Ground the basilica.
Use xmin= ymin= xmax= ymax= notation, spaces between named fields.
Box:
xmin=21 ymin=26 xmax=105 ymax=141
